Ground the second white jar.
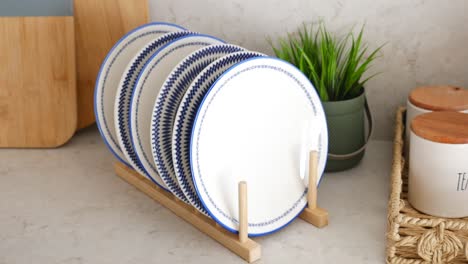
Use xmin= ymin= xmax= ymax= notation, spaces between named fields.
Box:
xmin=405 ymin=85 xmax=468 ymax=153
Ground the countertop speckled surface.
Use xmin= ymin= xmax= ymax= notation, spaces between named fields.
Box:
xmin=0 ymin=126 xmax=392 ymax=264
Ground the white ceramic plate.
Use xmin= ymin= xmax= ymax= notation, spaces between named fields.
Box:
xmin=130 ymin=34 xmax=224 ymax=196
xmin=152 ymin=45 xmax=246 ymax=213
xmin=191 ymin=57 xmax=328 ymax=236
xmin=172 ymin=51 xmax=265 ymax=213
xmin=95 ymin=22 xmax=185 ymax=164
xmin=114 ymin=31 xmax=196 ymax=184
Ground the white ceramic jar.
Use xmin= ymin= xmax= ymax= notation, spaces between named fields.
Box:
xmin=405 ymin=86 xmax=468 ymax=153
xmin=409 ymin=111 xmax=468 ymax=218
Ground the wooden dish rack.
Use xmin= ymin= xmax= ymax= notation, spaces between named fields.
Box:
xmin=114 ymin=151 xmax=328 ymax=263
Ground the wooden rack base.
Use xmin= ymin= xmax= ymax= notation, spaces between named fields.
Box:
xmin=114 ymin=151 xmax=328 ymax=263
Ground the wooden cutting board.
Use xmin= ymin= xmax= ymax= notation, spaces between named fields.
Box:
xmin=74 ymin=0 xmax=149 ymax=130
xmin=0 ymin=16 xmax=77 ymax=147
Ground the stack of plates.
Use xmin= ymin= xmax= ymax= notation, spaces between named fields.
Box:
xmin=94 ymin=22 xmax=328 ymax=236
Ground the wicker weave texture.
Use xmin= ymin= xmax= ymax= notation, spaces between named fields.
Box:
xmin=386 ymin=107 xmax=468 ymax=264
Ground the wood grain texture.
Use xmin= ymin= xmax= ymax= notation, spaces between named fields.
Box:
xmin=74 ymin=0 xmax=149 ymax=129
xmin=409 ymin=85 xmax=468 ymax=111
xmin=411 ymin=111 xmax=468 ymax=144
xmin=0 ymin=16 xmax=77 ymax=148
xmin=114 ymin=162 xmax=262 ymax=263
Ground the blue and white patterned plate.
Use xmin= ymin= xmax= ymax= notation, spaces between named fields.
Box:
xmin=171 ymin=51 xmax=265 ymax=212
xmin=151 ymin=44 xmax=246 ymax=214
xmin=190 ymin=57 xmax=328 ymax=236
xmin=94 ymin=22 xmax=185 ymax=165
xmin=130 ymin=34 xmax=225 ymax=199
xmin=114 ymin=31 xmax=196 ymax=185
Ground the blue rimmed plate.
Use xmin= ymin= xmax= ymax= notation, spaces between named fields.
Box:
xmin=171 ymin=51 xmax=265 ymax=213
xmin=190 ymin=57 xmax=328 ymax=236
xmin=130 ymin=34 xmax=225 ymax=199
xmin=95 ymin=22 xmax=185 ymax=165
xmin=151 ymin=44 xmax=246 ymax=213
xmin=114 ymin=31 xmax=196 ymax=186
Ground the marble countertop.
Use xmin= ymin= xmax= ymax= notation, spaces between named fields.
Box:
xmin=0 ymin=127 xmax=392 ymax=264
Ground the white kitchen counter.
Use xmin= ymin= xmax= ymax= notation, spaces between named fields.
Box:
xmin=0 ymin=126 xmax=392 ymax=264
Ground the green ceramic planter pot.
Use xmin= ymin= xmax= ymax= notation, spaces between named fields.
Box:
xmin=322 ymin=90 xmax=371 ymax=172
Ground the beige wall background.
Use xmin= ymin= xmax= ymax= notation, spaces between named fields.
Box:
xmin=150 ymin=0 xmax=468 ymax=140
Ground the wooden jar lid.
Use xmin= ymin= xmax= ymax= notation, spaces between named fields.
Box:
xmin=411 ymin=111 xmax=468 ymax=144
xmin=409 ymin=85 xmax=468 ymax=111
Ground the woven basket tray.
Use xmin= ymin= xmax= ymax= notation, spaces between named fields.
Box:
xmin=386 ymin=107 xmax=468 ymax=263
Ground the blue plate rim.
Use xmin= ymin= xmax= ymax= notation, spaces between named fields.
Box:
xmin=189 ymin=56 xmax=328 ymax=236
xmin=129 ymin=33 xmax=226 ymax=200
xmin=116 ymin=30 xmax=196 ymax=190
xmin=94 ymin=21 xmax=186 ymax=166
xmin=154 ymin=44 xmax=247 ymax=213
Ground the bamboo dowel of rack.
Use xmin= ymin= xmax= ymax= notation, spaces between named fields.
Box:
xmin=113 ymin=149 xmax=328 ymax=263
xmin=299 ymin=151 xmax=329 ymax=228
xmin=238 ymin=181 xmax=248 ymax=243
